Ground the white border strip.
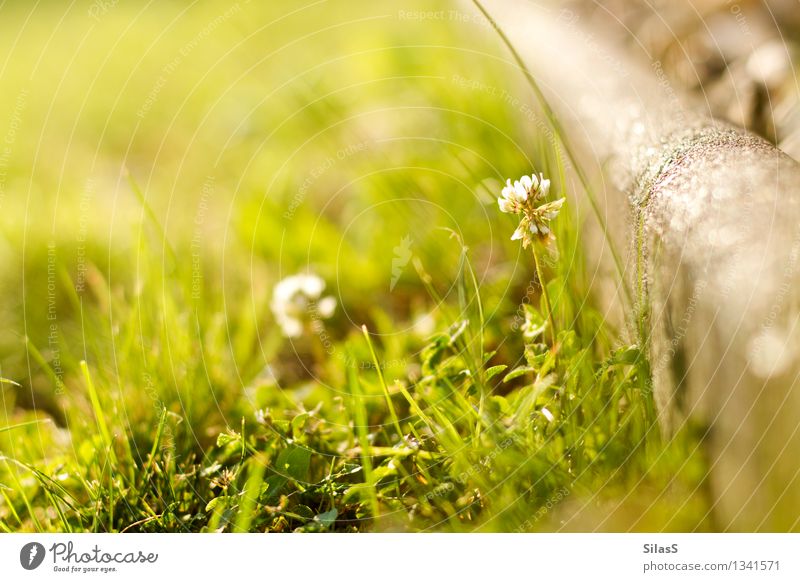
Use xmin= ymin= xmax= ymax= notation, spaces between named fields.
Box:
xmin=1 ymin=533 xmax=797 ymax=581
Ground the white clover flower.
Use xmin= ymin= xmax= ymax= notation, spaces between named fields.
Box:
xmin=270 ymin=273 xmax=336 ymax=338
xmin=497 ymin=172 xmax=564 ymax=248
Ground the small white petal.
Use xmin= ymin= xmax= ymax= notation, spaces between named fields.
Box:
xmin=513 ymin=181 xmax=528 ymax=202
xmin=281 ymin=318 xmax=303 ymax=338
xmin=274 ymin=311 xmax=304 ymax=338
xmin=317 ymin=296 xmax=337 ymax=318
xmin=511 ymin=225 xmax=525 ymax=240
xmin=540 ymin=198 xmax=565 ymax=219
xmin=539 ymin=224 xmax=550 ymax=235
xmin=273 ymin=276 xmax=300 ymax=303
xmin=540 ymin=178 xmax=551 ymax=194
xmin=299 ymin=274 xmax=325 ymax=298
xmin=529 ymin=222 xmax=538 ymax=234
xmin=519 ymin=175 xmax=533 ymax=191
xmin=498 ymin=197 xmax=513 ymax=213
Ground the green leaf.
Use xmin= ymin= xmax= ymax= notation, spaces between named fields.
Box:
xmin=291 ymin=413 xmax=309 ymax=439
xmin=342 ymin=483 xmax=373 ymax=504
xmin=421 ymin=334 xmax=450 ymax=374
xmin=313 ymin=508 xmax=338 ymax=529
xmin=504 ymin=366 xmax=535 ymax=383
xmin=486 ymin=365 xmax=508 ymax=380
xmin=216 ymin=430 xmax=241 ymax=447
xmin=293 ymin=504 xmax=314 ymax=520
xmin=275 ymin=445 xmax=311 ymax=481
xmin=370 ymin=464 xmax=398 ymax=482
xmin=261 ymin=475 xmax=288 ymax=502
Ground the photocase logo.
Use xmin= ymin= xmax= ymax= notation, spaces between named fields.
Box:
xmin=20 ymin=542 xmax=46 ymax=570
xmin=390 ymin=235 xmax=414 ymax=291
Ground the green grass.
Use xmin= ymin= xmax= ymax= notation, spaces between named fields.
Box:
xmin=0 ymin=0 xmax=710 ymax=532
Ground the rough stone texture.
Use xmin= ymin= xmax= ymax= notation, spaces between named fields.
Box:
xmin=481 ymin=0 xmax=800 ymax=530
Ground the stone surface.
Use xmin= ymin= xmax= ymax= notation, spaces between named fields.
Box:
xmin=481 ymin=0 xmax=800 ymax=530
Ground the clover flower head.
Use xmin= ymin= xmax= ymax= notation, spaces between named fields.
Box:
xmin=497 ymin=172 xmax=563 ymax=248
xmin=271 ymin=273 xmax=336 ymax=338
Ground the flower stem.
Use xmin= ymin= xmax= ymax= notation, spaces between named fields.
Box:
xmin=531 ymin=246 xmax=557 ymax=347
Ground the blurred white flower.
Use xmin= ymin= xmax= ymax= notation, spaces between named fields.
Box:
xmin=497 ymin=172 xmax=563 ymax=248
xmin=270 ymin=273 xmax=336 ymax=338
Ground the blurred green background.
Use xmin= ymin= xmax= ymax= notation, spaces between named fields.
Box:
xmin=0 ymin=0 xmax=538 ymax=420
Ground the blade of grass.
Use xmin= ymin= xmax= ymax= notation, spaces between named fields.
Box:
xmin=80 ymin=361 xmax=113 ymax=456
xmin=141 ymin=407 xmax=167 ymax=486
xmin=0 ymin=489 xmax=23 ymax=528
xmin=347 ymin=361 xmax=380 ymax=520
xmin=43 ymin=488 xmax=73 ymax=533
xmin=25 ymin=339 xmax=66 ymax=394
xmin=361 ymin=325 xmax=403 ymax=442
xmin=0 ymin=419 xmax=51 ymax=434
xmin=124 ymin=167 xmax=178 ymax=268
xmin=234 ymin=454 xmax=267 ymax=533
